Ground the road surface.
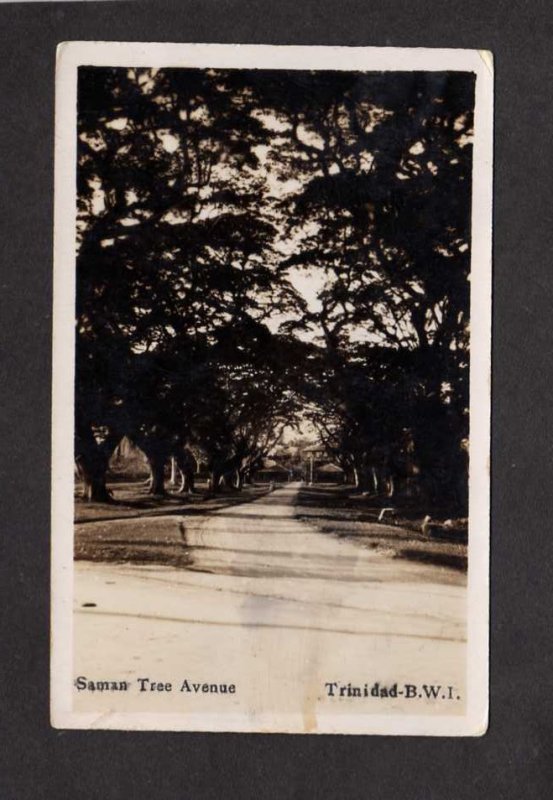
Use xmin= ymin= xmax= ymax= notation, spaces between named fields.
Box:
xmin=73 ymin=483 xmax=467 ymax=731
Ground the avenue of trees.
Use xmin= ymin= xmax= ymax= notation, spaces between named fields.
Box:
xmin=74 ymin=66 xmax=475 ymax=512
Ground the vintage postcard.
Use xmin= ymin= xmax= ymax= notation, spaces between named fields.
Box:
xmin=51 ymin=42 xmax=492 ymax=734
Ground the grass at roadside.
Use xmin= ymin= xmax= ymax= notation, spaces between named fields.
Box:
xmin=295 ymin=484 xmax=468 ymax=572
xmin=74 ymin=480 xmax=270 ymax=523
xmin=74 ymin=480 xmax=467 ymax=572
xmin=74 ymin=480 xmax=272 ymax=565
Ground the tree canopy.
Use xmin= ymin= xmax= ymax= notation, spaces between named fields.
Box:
xmin=75 ymin=65 xmax=474 ymax=510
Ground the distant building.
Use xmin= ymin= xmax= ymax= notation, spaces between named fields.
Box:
xmin=313 ymin=462 xmax=345 ymax=484
xmin=302 ymin=443 xmax=326 ymax=459
xmin=255 ymin=458 xmax=291 ymax=483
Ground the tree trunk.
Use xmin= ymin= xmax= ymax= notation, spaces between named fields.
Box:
xmin=146 ymin=453 xmax=166 ymax=495
xmin=132 ymin=434 xmax=171 ymax=496
xmin=76 ymin=455 xmax=113 ymax=503
xmin=371 ymin=467 xmax=379 ymax=494
xmin=184 ymin=471 xmax=195 ymax=493
xmin=176 ymin=467 xmax=195 ymax=494
xmin=169 ymin=456 xmax=179 ymax=487
xmin=174 ymin=452 xmax=195 ymax=494
xmin=174 ymin=467 xmax=185 ymax=493
xmin=75 ymin=424 xmax=120 ymax=503
xmin=221 ymin=472 xmax=234 ymax=490
xmin=352 ymin=464 xmax=370 ymax=492
xmin=209 ymin=470 xmax=221 ymax=494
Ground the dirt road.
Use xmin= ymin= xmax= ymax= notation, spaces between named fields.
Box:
xmin=73 ymin=483 xmax=467 ymax=732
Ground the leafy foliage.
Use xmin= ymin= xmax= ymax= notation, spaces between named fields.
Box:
xmin=75 ymin=66 xmax=474 ymax=509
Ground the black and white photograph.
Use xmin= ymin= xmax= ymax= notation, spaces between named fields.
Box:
xmin=51 ymin=42 xmax=492 ymax=735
